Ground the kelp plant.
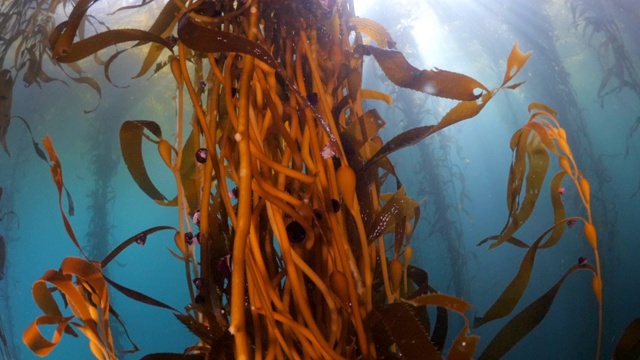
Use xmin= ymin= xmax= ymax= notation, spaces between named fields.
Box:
xmin=22 ymin=0 xmax=605 ymax=359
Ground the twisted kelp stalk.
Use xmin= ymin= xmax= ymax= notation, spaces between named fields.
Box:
xmin=22 ymin=0 xmax=608 ymax=359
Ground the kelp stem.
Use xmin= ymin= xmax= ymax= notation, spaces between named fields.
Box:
xmin=228 ymin=3 xmax=260 ymax=358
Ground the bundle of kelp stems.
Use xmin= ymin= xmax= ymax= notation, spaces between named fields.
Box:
xmin=164 ymin=1 xmax=390 ymax=358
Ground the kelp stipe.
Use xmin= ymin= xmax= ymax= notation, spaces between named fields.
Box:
xmin=21 ymin=0 xmax=611 ymax=359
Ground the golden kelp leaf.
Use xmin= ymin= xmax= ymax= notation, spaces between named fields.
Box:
xmin=119 ymin=120 xmax=170 ymax=204
xmin=363 ymin=125 xmax=435 ymax=172
xmin=527 ymin=102 xmax=558 ymax=118
xmin=540 ymin=171 xmax=567 ymax=248
xmin=374 ymin=302 xmax=443 ymax=360
xmin=430 ymin=91 xmax=494 ymax=135
xmin=403 ymin=293 xmax=472 ymax=315
xmin=478 ymin=264 xmax=595 ymax=360
xmin=501 ymin=42 xmax=532 ymax=86
xmin=42 ymin=136 xmax=86 ymax=258
xmin=614 ymin=318 xmax=640 ymax=360
xmin=0 ymin=69 xmax=13 ymax=155
xmin=358 ymin=45 xmax=488 ymax=101
xmin=344 ymin=109 xmax=386 ymax=148
xmin=366 ymin=187 xmax=419 ymax=243
xmin=24 ymin=257 xmax=116 ymax=358
xmin=177 ymin=12 xmax=279 ymax=70
xmin=349 ymin=17 xmax=396 ymax=49
xmin=23 ymin=315 xmax=74 ymax=356
xmin=361 ymin=88 xmax=393 ymax=105
xmin=475 ymin=221 xmax=569 ymax=328
xmin=448 ymin=324 xmax=479 ymax=360
xmin=493 ymin=137 xmax=549 ymax=249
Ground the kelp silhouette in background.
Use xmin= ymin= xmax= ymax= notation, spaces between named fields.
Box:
xmin=9 ymin=0 xmax=621 ymax=359
xmin=569 ymin=0 xmax=640 ymax=201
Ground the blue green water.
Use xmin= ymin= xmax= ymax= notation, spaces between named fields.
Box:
xmin=1 ymin=0 xmax=639 ymax=359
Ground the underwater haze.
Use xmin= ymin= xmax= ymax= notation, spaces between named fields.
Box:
xmin=1 ymin=0 xmax=639 ymax=359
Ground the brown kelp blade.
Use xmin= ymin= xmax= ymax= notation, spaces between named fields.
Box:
xmin=119 ymin=120 xmax=171 ymax=204
xmin=174 ymin=313 xmax=226 ymax=347
xmin=103 ymin=274 xmax=177 ymax=312
xmin=100 ymin=226 xmax=176 ymax=268
xmin=478 ymin=263 xmax=595 ymax=360
xmin=356 ymin=44 xmax=487 ymax=101
xmin=373 ymin=302 xmax=443 ymax=359
xmin=614 ymin=318 xmax=640 ymax=360
xmin=493 ymin=137 xmax=550 ymax=249
xmin=42 ymin=136 xmax=87 ymax=258
xmin=47 ymin=0 xmax=173 ymax=103
xmin=0 ymin=69 xmax=13 ymax=156
xmin=362 ymin=125 xmax=435 ymax=172
xmin=366 ymin=187 xmax=419 ymax=243
xmin=24 ymin=257 xmax=116 ymax=358
xmin=177 ymin=10 xmax=279 ymax=70
xmin=475 ymin=220 xmax=572 ymax=328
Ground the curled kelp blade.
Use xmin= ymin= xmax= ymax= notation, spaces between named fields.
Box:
xmin=493 ymin=136 xmax=550 ymax=249
xmin=100 ymin=226 xmax=176 ymax=268
xmin=349 ymin=17 xmax=396 ymax=49
xmin=0 ymin=69 xmax=13 ymax=156
xmin=49 ymin=0 xmax=174 ymax=64
xmin=478 ymin=263 xmax=595 ymax=360
xmin=614 ymin=318 xmax=640 ymax=360
xmin=42 ymin=136 xmax=87 ymax=258
xmin=120 ymin=120 xmax=171 ymax=204
xmin=24 ymin=257 xmax=116 ymax=358
xmin=356 ymin=44 xmax=487 ymax=101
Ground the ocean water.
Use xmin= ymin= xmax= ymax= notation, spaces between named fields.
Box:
xmin=1 ymin=0 xmax=638 ymax=359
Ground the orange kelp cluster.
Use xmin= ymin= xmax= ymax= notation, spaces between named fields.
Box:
xmin=21 ymin=0 xmax=606 ymax=359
